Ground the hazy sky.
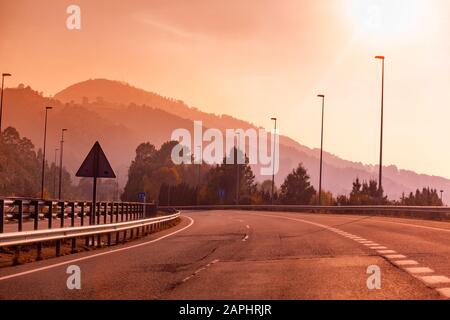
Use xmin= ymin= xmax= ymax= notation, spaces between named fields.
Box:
xmin=1 ymin=0 xmax=450 ymax=178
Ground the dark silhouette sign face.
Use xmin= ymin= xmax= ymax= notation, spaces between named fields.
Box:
xmin=76 ymin=141 xmax=116 ymax=178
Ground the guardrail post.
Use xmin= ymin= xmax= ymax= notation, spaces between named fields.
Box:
xmin=96 ymin=202 xmax=101 ymax=225
xmin=103 ymin=202 xmax=107 ymax=224
xmin=55 ymin=240 xmax=61 ymax=257
xmin=126 ymin=204 xmax=129 ymax=221
xmin=80 ymin=202 xmax=85 ymax=227
xmin=120 ymin=203 xmax=124 ymax=221
xmin=47 ymin=201 xmax=53 ymax=229
xmin=70 ymin=202 xmax=77 ymax=253
xmin=16 ymin=200 xmax=23 ymax=232
xmin=96 ymin=202 xmax=102 ymax=247
xmin=115 ymin=203 xmax=119 ymax=223
xmin=33 ymin=200 xmax=39 ymax=230
xmin=0 ymin=199 xmax=4 ymax=234
xmin=109 ymin=202 xmax=114 ymax=224
xmin=59 ymin=202 xmax=65 ymax=228
xmin=56 ymin=202 xmax=64 ymax=256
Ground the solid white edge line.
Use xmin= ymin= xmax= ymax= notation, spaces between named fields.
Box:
xmin=0 ymin=216 xmax=195 ymax=282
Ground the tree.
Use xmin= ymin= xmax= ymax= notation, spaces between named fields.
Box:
xmin=345 ymin=178 xmax=388 ymax=205
xmin=122 ymin=141 xmax=209 ymax=202
xmin=0 ymin=127 xmax=77 ymax=199
xmin=400 ymin=187 xmax=443 ymax=206
xmin=279 ymin=163 xmax=316 ymax=205
xmin=202 ymin=148 xmax=257 ymax=205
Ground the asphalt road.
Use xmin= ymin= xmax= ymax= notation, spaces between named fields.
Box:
xmin=1 ymin=210 xmax=450 ymax=300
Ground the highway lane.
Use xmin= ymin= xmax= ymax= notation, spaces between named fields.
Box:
xmin=0 ymin=210 xmax=448 ymax=300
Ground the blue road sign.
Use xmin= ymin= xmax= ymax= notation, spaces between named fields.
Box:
xmin=138 ymin=192 xmax=146 ymax=201
xmin=218 ymin=189 xmax=225 ymax=199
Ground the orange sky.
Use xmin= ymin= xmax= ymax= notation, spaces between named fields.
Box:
xmin=1 ymin=0 xmax=449 ymax=178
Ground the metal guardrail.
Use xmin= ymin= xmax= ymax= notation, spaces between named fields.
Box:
xmin=162 ymin=204 xmax=450 ymax=219
xmin=0 ymin=197 xmax=179 ymax=261
xmin=0 ymin=212 xmax=180 ymax=247
xmin=0 ymin=198 xmax=157 ymax=234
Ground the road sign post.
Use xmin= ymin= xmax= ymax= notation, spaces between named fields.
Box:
xmin=138 ymin=192 xmax=147 ymax=217
xmin=76 ymin=142 xmax=116 ymax=225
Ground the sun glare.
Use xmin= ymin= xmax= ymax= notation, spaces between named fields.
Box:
xmin=347 ymin=0 xmax=423 ymax=39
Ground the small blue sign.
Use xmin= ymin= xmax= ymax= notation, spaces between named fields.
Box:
xmin=138 ymin=192 xmax=146 ymax=201
xmin=218 ymin=189 xmax=225 ymax=199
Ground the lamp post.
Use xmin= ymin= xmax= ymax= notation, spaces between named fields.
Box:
xmin=317 ymin=95 xmax=325 ymax=205
xmin=40 ymin=107 xmax=52 ymax=199
xmin=270 ymin=117 xmax=277 ymax=205
xmin=236 ymin=132 xmax=241 ymax=205
xmin=375 ymin=56 xmax=385 ymax=196
xmin=53 ymin=148 xmax=59 ymax=199
xmin=0 ymin=73 xmax=12 ymax=132
xmin=440 ymin=190 xmax=444 ymax=205
xmin=58 ymin=129 xmax=68 ymax=200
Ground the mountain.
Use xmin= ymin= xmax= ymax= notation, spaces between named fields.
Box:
xmin=2 ymin=80 xmax=449 ymax=202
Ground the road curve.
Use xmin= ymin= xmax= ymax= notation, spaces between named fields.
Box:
xmin=1 ymin=210 xmax=450 ymax=300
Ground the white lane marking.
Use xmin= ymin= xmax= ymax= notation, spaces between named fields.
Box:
xmin=0 ymin=216 xmax=195 ymax=282
xmin=393 ymin=260 xmax=419 ymax=266
xmin=182 ymin=259 xmax=220 ymax=283
xmin=182 ymin=275 xmax=194 ymax=283
xmin=384 ymin=254 xmax=407 ymax=259
xmin=242 ymin=235 xmax=249 ymax=242
xmin=246 ymin=225 xmax=250 ymax=229
xmin=364 ymin=243 xmax=380 ymax=246
xmin=370 ymin=219 xmax=450 ymax=234
xmin=436 ymin=288 xmax=450 ymax=298
xmin=370 ymin=246 xmax=388 ymax=250
xmin=194 ymin=267 xmax=206 ymax=274
xmin=248 ymin=212 xmax=450 ymax=299
xmin=377 ymin=250 xmax=397 ymax=254
xmin=419 ymin=275 xmax=450 ymax=285
xmin=405 ymin=267 xmax=434 ymax=274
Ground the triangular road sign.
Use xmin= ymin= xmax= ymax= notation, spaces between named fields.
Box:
xmin=76 ymin=141 xmax=116 ymax=178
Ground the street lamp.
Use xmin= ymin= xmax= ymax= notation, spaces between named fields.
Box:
xmin=317 ymin=95 xmax=325 ymax=206
xmin=53 ymin=148 xmax=59 ymax=199
xmin=0 ymin=73 xmax=12 ymax=132
xmin=270 ymin=117 xmax=277 ymax=205
xmin=58 ymin=129 xmax=68 ymax=200
xmin=440 ymin=190 xmax=444 ymax=204
xmin=236 ymin=132 xmax=241 ymax=205
xmin=375 ymin=55 xmax=385 ymax=196
xmin=40 ymin=107 xmax=53 ymax=199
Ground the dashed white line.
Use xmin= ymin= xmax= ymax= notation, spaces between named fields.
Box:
xmin=436 ymin=288 xmax=450 ymax=298
xmin=384 ymin=254 xmax=407 ymax=259
xmin=419 ymin=275 xmax=450 ymax=285
xmin=393 ymin=260 xmax=419 ymax=266
xmin=377 ymin=250 xmax=397 ymax=254
xmin=249 ymin=212 xmax=450 ymax=299
xmin=182 ymin=259 xmax=220 ymax=283
xmin=405 ymin=267 xmax=434 ymax=274
xmin=242 ymin=235 xmax=249 ymax=242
